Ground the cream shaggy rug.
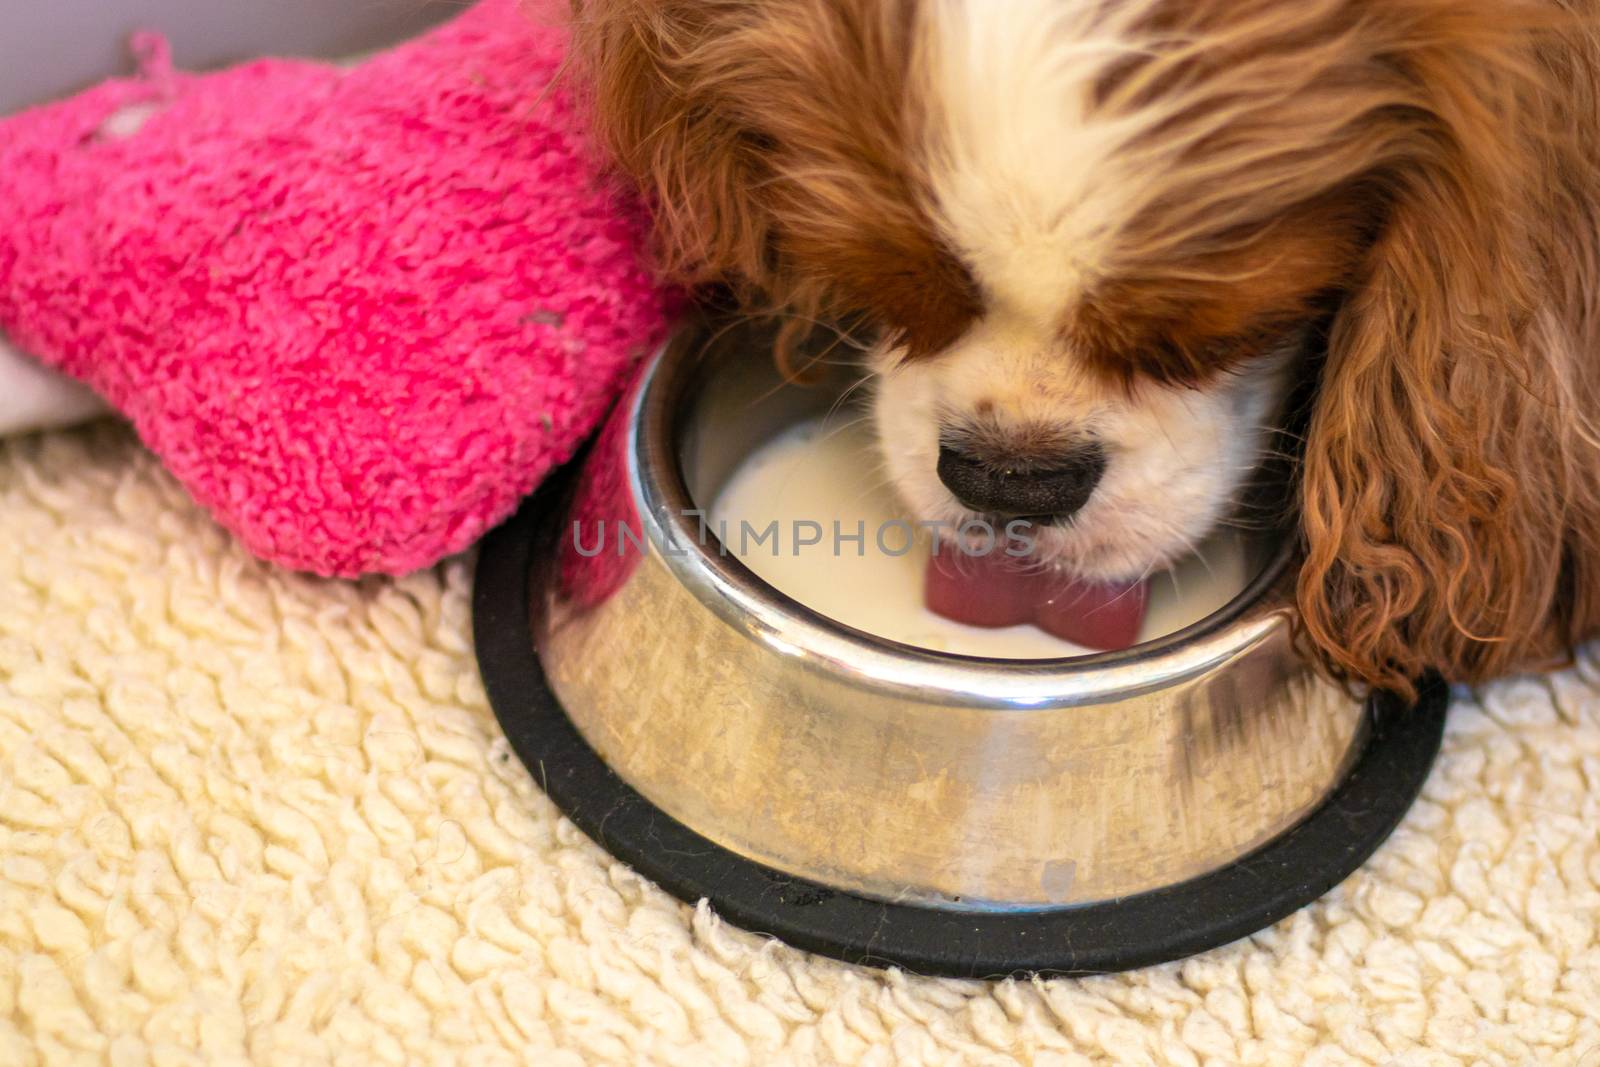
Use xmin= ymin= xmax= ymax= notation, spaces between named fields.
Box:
xmin=2 ymin=422 xmax=1599 ymax=1067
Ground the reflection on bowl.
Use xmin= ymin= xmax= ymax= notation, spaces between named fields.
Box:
xmin=529 ymin=317 xmax=1370 ymax=911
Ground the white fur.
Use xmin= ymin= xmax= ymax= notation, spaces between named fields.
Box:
xmin=921 ymin=0 xmax=1162 ymax=317
xmin=865 ymin=0 xmax=1293 ymax=582
xmin=870 ymin=322 xmax=1292 ymax=582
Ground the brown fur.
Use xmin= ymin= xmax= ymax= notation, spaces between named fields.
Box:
xmin=1293 ymin=3 xmax=1600 ymax=696
xmin=567 ymin=0 xmax=980 ymax=366
xmin=1064 ymin=192 xmax=1378 ymax=388
xmin=571 ymin=0 xmax=1600 ymax=699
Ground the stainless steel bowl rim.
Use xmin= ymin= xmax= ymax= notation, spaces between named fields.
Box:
xmin=624 ymin=341 xmax=1302 ymax=710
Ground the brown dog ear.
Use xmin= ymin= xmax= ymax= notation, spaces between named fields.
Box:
xmin=566 ymin=0 xmax=981 ymax=375
xmin=565 ymin=0 xmax=776 ymax=295
xmin=564 ymin=0 xmax=880 ymax=374
xmin=1296 ymin=8 xmax=1600 ymax=697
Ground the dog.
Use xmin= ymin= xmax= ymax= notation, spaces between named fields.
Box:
xmin=570 ymin=0 xmax=1600 ymax=697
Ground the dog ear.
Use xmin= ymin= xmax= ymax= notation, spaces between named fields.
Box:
xmin=566 ymin=0 xmax=775 ymax=294
xmin=1296 ymin=7 xmax=1600 ymax=697
xmin=564 ymin=0 xmax=864 ymax=374
xmin=566 ymin=0 xmax=973 ymax=376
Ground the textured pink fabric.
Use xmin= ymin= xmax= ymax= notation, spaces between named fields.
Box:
xmin=0 ymin=0 xmax=677 ymax=576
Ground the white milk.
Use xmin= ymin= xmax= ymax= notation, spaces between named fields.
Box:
xmin=708 ymin=416 xmax=1252 ymax=658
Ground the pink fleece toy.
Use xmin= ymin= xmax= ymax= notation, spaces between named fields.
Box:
xmin=0 ymin=0 xmax=677 ymax=576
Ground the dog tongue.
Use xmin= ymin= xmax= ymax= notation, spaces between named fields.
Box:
xmin=924 ymin=545 xmax=1148 ymax=651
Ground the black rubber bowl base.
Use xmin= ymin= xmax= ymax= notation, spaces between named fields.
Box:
xmin=472 ymin=491 xmax=1447 ymax=979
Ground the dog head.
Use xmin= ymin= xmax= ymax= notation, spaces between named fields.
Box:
xmin=572 ymin=0 xmax=1600 ymax=694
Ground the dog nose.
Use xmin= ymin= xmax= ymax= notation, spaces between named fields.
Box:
xmin=936 ymin=441 xmax=1106 ymax=521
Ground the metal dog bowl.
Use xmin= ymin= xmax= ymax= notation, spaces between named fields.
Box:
xmin=474 ymin=318 xmax=1445 ymax=977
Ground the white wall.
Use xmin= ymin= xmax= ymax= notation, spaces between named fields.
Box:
xmin=0 ymin=0 xmax=456 ymax=113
